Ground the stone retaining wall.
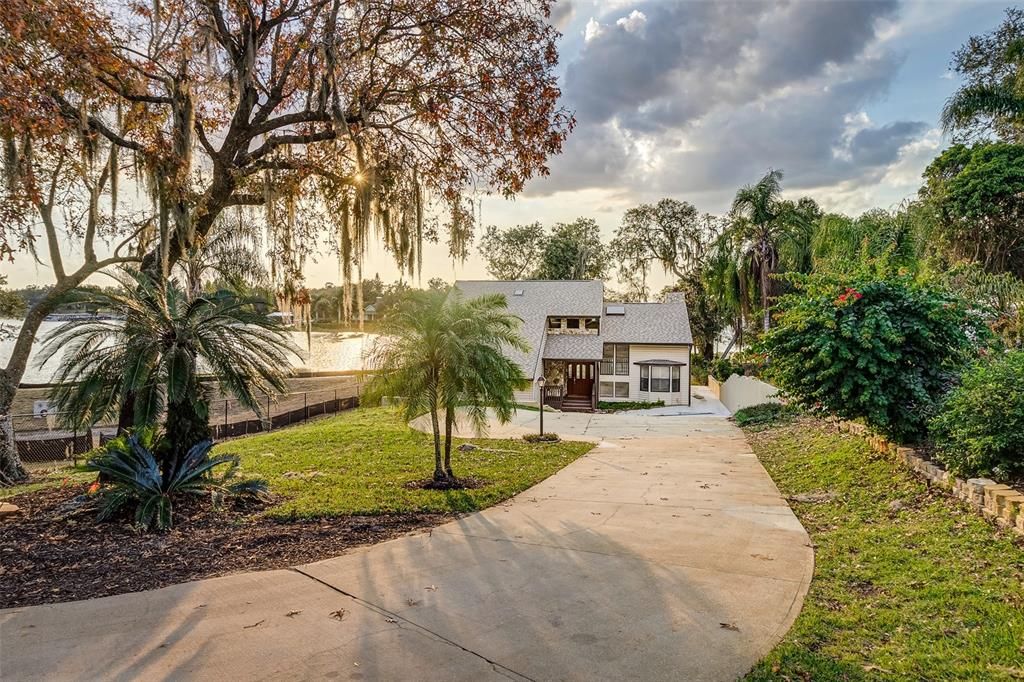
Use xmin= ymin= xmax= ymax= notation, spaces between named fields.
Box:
xmin=837 ymin=421 xmax=1024 ymax=536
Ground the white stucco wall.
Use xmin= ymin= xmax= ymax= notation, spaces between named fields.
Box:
xmin=718 ymin=374 xmax=781 ymax=414
xmin=599 ymin=344 xmax=691 ymax=406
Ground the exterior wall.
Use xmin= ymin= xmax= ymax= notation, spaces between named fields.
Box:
xmin=513 ymin=387 xmax=536 ymax=405
xmin=598 ymin=344 xmax=691 ymax=406
xmin=718 ymin=374 xmax=781 ymax=414
xmin=707 ymin=374 xmax=721 ymax=398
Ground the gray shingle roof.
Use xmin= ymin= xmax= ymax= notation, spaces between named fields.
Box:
xmin=454 ymin=280 xmax=604 ymax=379
xmin=542 ymin=334 xmax=604 ymax=360
xmin=600 ymin=301 xmax=693 ymax=345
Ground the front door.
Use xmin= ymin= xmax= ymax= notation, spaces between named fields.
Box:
xmin=565 ymin=362 xmax=595 ymax=398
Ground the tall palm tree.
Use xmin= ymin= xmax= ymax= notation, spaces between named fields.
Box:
xmin=178 ymin=214 xmax=270 ymax=299
xmin=38 ymin=271 xmax=297 ymax=473
xmin=365 ymin=289 xmax=528 ymax=482
xmin=729 ymin=169 xmax=817 ymax=331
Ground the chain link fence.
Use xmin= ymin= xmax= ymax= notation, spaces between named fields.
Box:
xmin=10 ymin=375 xmax=365 ymax=465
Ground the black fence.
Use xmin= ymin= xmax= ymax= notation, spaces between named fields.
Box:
xmin=10 ymin=388 xmax=361 ymax=464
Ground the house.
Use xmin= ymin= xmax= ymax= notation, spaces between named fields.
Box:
xmin=364 ymin=297 xmax=383 ymax=321
xmin=455 ymin=280 xmax=693 ymax=412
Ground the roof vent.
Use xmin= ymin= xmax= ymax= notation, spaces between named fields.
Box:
xmin=513 ymin=289 xmax=524 ymax=296
xmin=606 ymin=305 xmax=625 ymax=315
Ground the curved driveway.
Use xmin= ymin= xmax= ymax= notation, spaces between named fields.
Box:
xmin=0 ymin=409 xmax=812 ymax=681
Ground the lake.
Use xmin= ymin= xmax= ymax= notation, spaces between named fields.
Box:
xmin=0 ymin=319 xmax=377 ymax=385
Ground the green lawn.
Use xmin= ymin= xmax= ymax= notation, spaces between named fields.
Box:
xmin=0 ymin=468 xmax=93 ymax=500
xmin=217 ymin=406 xmax=592 ymax=519
xmin=742 ymin=413 xmax=1024 ymax=681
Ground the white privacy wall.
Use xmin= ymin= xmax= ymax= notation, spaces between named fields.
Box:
xmin=718 ymin=374 xmax=781 ymax=414
xmin=600 ymin=344 xmax=691 ymax=406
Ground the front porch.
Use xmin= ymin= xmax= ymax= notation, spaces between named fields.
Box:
xmin=541 ymin=359 xmax=597 ymax=412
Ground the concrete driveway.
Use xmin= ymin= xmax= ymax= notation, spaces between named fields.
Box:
xmin=0 ymin=411 xmax=812 ymax=681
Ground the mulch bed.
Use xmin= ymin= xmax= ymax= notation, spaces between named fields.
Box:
xmin=0 ymin=484 xmax=452 ymax=609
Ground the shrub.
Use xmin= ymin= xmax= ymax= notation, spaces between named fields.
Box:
xmin=709 ymin=356 xmax=745 ymax=381
xmin=732 ymin=402 xmax=801 ymax=427
xmin=690 ymin=355 xmax=709 ymax=385
xmin=597 ymin=400 xmax=665 ymax=412
xmin=930 ymin=351 xmax=1024 ymax=478
xmin=761 ymin=272 xmax=984 ymax=442
xmin=709 ymin=352 xmax=766 ymax=382
xmin=523 ymin=433 xmax=560 ymax=443
xmin=88 ymin=431 xmax=269 ymax=530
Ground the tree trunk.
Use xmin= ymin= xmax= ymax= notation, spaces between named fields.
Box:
xmin=443 ymin=407 xmax=454 ymax=479
xmin=760 ymin=262 xmax=771 ymax=332
xmin=163 ymin=392 xmax=212 ymax=479
xmin=0 ymin=371 xmax=28 ymax=485
xmin=0 ymin=282 xmax=82 ymax=485
xmin=429 ymin=407 xmax=445 ymax=482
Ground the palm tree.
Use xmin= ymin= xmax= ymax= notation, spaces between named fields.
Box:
xmin=178 ymin=214 xmax=270 ymax=299
xmin=38 ymin=271 xmax=298 ymax=474
xmin=729 ymin=169 xmax=817 ymax=331
xmin=942 ymin=36 xmax=1024 ymax=141
xmin=365 ymin=289 xmax=528 ymax=482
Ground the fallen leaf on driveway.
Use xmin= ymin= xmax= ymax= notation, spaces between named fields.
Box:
xmin=385 ymin=617 xmax=399 ymax=624
xmin=720 ymin=622 xmax=740 ymax=632
xmin=330 ymin=609 xmax=347 ymax=621
xmin=425 ymin=585 xmax=438 ymax=591
xmin=285 ymin=610 xmax=302 ymax=617
xmin=243 ymin=620 xmax=265 ymax=629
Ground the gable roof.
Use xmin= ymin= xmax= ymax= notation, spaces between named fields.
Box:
xmin=600 ymin=301 xmax=693 ymax=345
xmin=454 ymin=280 xmax=604 ymax=378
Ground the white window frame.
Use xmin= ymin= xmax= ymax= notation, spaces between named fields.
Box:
xmin=641 ymin=364 xmax=680 ymax=393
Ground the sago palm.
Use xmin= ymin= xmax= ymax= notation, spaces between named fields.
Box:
xmin=365 ymin=288 xmax=528 ymax=482
xmin=38 ymin=271 xmax=297 ymax=472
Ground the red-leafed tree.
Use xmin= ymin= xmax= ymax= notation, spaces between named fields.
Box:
xmin=0 ymin=0 xmax=573 ymax=484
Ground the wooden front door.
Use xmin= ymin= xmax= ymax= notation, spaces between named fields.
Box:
xmin=565 ymin=362 xmax=595 ymax=398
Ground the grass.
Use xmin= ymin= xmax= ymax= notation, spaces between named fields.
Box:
xmin=741 ymin=413 xmax=1024 ymax=681
xmin=0 ymin=467 xmax=93 ymax=500
xmin=216 ymin=406 xmax=593 ymax=519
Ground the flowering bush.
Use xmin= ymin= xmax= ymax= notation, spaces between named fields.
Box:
xmin=761 ymin=272 xmax=985 ymax=441
xmin=930 ymin=351 xmax=1024 ymax=478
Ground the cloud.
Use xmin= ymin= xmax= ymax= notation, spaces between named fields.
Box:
xmin=615 ymin=10 xmax=647 ymax=34
xmin=549 ymin=0 xmax=575 ymax=30
xmin=531 ymin=0 xmax=929 ymax=209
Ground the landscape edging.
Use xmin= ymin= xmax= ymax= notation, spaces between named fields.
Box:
xmin=836 ymin=420 xmax=1024 ymax=536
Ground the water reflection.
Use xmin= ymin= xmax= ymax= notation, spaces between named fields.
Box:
xmin=0 ymin=319 xmax=376 ymax=384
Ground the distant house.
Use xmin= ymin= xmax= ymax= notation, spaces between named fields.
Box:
xmin=455 ymin=280 xmax=693 ymax=412
xmin=364 ymin=297 xmax=383 ymax=321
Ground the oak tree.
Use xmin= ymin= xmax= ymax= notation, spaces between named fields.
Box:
xmin=0 ymin=0 xmax=572 ymax=483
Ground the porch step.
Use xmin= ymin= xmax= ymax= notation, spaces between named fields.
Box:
xmin=560 ymin=397 xmax=593 ymax=413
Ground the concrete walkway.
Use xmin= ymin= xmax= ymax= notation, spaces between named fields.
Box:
xmin=0 ymin=411 xmax=812 ymax=681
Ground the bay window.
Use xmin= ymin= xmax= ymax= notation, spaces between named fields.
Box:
xmin=640 ymin=364 xmax=682 ymax=393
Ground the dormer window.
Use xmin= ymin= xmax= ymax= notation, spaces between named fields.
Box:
xmin=547 ymin=316 xmax=600 ymax=334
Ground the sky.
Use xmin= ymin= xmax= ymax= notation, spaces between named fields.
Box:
xmin=3 ymin=0 xmax=1012 ymax=293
